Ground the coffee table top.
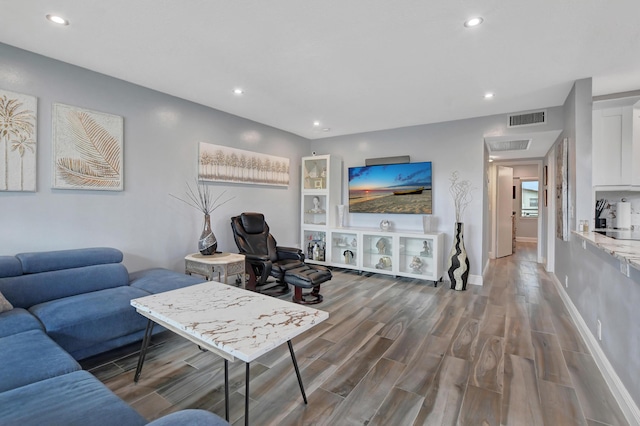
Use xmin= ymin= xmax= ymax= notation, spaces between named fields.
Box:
xmin=131 ymin=282 xmax=328 ymax=363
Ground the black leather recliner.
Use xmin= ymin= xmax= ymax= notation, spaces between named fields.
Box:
xmin=230 ymin=212 xmax=330 ymax=304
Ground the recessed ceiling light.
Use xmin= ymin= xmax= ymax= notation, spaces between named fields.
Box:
xmin=322 ymin=128 xmax=331 ymax=132
xmin=233 ymin=88 xmax=244 ymax=95
xmin=464 ymin=17 xmax=483 ymax=28
xmin=484 ymin=93 xmax=495 ymax=99
xmin=46 ymin=14 xmax=69 ymax=25
xmin=313 ymin=121 xmax=320 ymax=127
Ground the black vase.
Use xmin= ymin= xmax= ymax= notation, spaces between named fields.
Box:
xmin=198 ymin=214 xmax=217 ymax=255
xmin=447 ymin=222 xmax=469 ymax=291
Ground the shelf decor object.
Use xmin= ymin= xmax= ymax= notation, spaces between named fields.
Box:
xmin=0 ymin=89 xmax=37 ymax=192
xmin=337 ymin=205 xmax=345 ymax=228
xmin=447 ymin=171 xmax=473 ymax=290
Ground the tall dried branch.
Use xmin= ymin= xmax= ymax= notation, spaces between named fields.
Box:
xmin=170 ymin=179 xmax=234 ymax=215
xmin=449 ymin=171 xmax=475 ymax=223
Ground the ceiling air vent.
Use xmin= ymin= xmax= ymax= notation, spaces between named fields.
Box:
xmin=487 ymin=139 xmax=531 ymax=152
xmin=507 ymin=110 xmax=546 ymax=128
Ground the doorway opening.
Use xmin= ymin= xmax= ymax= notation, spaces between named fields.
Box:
xmin=490 ymin=160 xmax=544 ymax=264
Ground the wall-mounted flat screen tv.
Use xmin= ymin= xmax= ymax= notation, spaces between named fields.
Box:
xmin=348 ymin=161 xmax=432 ymax=214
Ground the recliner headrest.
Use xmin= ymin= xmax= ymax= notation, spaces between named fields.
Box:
xmin=240 ymin=213 xmax=267 ymax=234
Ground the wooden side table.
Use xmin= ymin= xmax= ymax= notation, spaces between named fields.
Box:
xmin=184 ymin=252 xmax=245 ymax=286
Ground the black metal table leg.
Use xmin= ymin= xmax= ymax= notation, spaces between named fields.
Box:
xmin=287 ymin=340 xmax=307 ymax=404
xmin=134 ymin=319 xmax=155 ymax=382
xmin=245 ymin=362 xmax=250 ymax=426
xmin=224 ymin=359 xmax=229 ymax=421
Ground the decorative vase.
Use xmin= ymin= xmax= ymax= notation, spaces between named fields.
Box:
xmin=447 ymin=222 xmax=469 ymax=291
xmin=422 ymin=215 xmax=432 ymax=233
xmin=337 ymin=205 xmax=345 ymax=228
xmin=198 ymin=214 xmax=217 ymax=255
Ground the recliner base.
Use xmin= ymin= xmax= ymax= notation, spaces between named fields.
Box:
xmin=284 ymin=264 xmax=332 ymax=305
xmin=292 ymin=286 xmax=323 ymax=305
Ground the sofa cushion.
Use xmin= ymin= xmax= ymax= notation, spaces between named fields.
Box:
xmin=0 ymin=307 xmax=43 ymax=338
xmin=0 ymin=263 xmax=130 ymax=309
xmin=129 ymin=268 xmax=204 ymax=294
xmin=0 ymin=256 xmax=22 ymax=278
xmin=16 ymin=247 xmax=124 ymax=273
xmin=0 ymin=370 xmax=147 ymax=426
xmin=0 ymin=290 xmax=12 ymax=313
xmin=29 ymin=286 xmax=150 ymax=355
xmin=0 ymin=329 xmax=81 ymax=392
xmin=146 ymin=409 xmax=229 ymax=425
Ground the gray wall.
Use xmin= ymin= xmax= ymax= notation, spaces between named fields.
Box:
xmin=552 ymin=79 xmax=640 ymax=407
xmin=570 ymin=237 xmax=640 ymax=407
xmin=0 ymin=43 xmax=310 ymax=272
xmin=312 ymin=109 xmax=564 ymax=283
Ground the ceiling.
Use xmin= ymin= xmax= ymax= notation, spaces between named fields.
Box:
xmin=2 ymin=1 xmax=640 ymax=157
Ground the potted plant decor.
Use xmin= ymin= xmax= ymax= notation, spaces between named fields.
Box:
xmin=171 ymin=179 xmax=234 ymax=255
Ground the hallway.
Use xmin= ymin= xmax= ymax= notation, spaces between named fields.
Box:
xmin=487 ymin=242 xmax=626 ymax=425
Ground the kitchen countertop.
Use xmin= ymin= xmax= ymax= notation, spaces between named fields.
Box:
xmin=573 ymin=230 xmax=640 ymax=271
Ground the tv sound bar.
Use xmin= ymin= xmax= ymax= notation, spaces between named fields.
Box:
xmin=365 ymin=155 xmax=410 ymax=166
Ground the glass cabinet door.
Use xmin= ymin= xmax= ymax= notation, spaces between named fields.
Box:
xmin=302 ymin=194 xmax=328 ymax=225
xmin=362 ymin=233 xmax=393 ymax=271
xmin=302 ymin=157 xmax=328 ymax=190
xmin=399 ymin=236 xmax=435 ymax=278
xmin=303 ymin=230 xmax=327 ymax=263
xmin=329 ymin=230 xmax=358 ymax=266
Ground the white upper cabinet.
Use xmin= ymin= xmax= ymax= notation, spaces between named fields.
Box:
xmin=592 ymin=99 xmax=640 ymax=187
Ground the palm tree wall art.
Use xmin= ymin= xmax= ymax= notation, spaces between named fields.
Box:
xmin=198 ymin=142 xmax=290 ymax=187
xmin=52 ymin=103 xmax=123 ymax=191
xmin=0 ymin=89 xmax=37 ymax=192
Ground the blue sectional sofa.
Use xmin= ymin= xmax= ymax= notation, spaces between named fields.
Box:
xmin=0 ymin=247 xmax=227 ymax=426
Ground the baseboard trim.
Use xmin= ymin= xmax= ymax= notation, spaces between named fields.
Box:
xmin=468 ymin=273 xmax=483 ymax=286
xmin=483 ymin=259 xmax=490 ymax=280
xmin=550 ymin=274 xmax=640 ymax=426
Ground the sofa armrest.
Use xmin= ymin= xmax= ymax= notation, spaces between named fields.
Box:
xmin=146 ymin=409 xmax=229 ymax=425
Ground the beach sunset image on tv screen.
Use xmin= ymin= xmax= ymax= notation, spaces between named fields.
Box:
xmin=348 ymin=162 xmax=432 ymax=214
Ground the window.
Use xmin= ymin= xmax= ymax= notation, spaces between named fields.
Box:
xmin=521 ymin=180 xmax=539 ymax=217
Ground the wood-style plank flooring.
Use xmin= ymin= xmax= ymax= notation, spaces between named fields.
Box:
xmin=81 ymin=243 xmax=629 ymax=425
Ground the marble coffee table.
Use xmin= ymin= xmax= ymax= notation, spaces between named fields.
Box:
xmin=130 ymin=281 xmax=328 ymax=424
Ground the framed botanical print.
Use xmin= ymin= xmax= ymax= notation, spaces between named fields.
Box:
xmin=52 ymin=103 xmax=123 ymax=190
xmin=0 ymin=89 xmax=37 ymax=192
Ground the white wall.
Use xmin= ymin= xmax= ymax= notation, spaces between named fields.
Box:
xmin=0 ymin=43 xmax=310 ymax=272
